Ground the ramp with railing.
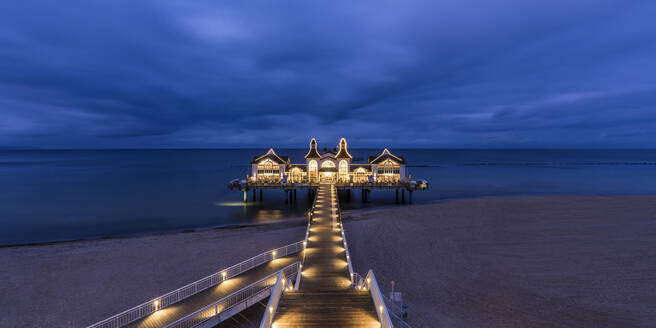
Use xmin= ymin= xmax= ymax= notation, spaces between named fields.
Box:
xmin=86 ymin=242 xmax=304 ymax=328
xmin=165 ymin=262 xmax=299 ymax=328
xmin=87 ymin=182 xmax=407 ymax=328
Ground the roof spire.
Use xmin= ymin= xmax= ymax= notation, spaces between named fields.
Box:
xmin=305 ymin=138 xmax=321 ymax=159
xmin=335 ymin=137 xmax=352 ymax=159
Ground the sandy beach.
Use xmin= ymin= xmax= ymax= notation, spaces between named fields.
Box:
xmin=2 ymin=195 xmax=656 ymax=327
xmin=344 ymin=195 xmax=656 ymax=327
xmin=0 ymin=221 xmax=307 ymax=328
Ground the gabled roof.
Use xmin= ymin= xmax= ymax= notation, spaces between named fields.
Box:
xmin=321 ymin=151 xmax=336 ymax=159
xmin=335 ymin=138 xmax=352 ymax=159
xmin=350 ymin=163 xmax=371 ymax=169
xmin=305 ymin=138 xmax=321 ymax=159
xmin=368 ymin=148 xmax=406 ymax=164
xmin=251 ymin=148 xmax=288 ymax=164
xmin=350 ymin=164 xmax=371 ymax=171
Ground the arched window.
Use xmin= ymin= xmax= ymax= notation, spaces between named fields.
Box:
xmin=290 ymin=167 xmax=302 ymax=183
xmin=378 ymin=160 xmax=400 ymax=181
xmin=354 ymin=167 xmax=368 ymax=183
xmin=308 ymin=160 xmax=318 ymax=177
xmin=321 ymin=160 xmax=335 ymax=168
xmin=339 ymin=160 xmax=348 ymax=180
xmin=257 ymin=159 xmax=279 ymax=182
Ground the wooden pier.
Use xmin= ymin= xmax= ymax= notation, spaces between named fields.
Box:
xmin=228 ymin=181 xmax=428 ymax=205
xmin=88 ymin=183 xmax=399 ymax=328
xmin=272 ymin=184 xmax=380 ymax=327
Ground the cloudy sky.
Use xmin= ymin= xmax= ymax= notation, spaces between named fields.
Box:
xmin=1 ymin=0 xmax=655 ymax=148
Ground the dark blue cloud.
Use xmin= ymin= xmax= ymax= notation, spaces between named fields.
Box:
xmin=1 ymin=0 xmax=655 ymax=148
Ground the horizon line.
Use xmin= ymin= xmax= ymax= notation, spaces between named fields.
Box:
xmin=3 ymin=147 xmax=656 ymax=151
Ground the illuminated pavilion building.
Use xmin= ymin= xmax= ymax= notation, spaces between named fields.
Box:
xmin=250 ymin=138 xmax=407 ymax=184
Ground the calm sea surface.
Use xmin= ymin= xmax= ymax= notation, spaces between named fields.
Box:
xmin=1 ymin=149 xmax=655 ymax=245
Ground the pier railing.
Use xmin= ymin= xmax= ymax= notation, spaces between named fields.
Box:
xmin=365 ymin=269 xmax=394 ymax=328
xmin=338 ymin=210 xmax=357 ymax=287
xmin=259 ymin=270 xmax=288 ymax=328
xmin=86 ymin=241 xmax=304 ymax=328
xmin=164 ymin=262 xmax=300 ymax=328
xmin=382 ymin=294 xmax=412 ymax=328
xmin=232 ymin=181 xmax=418 ymax=189
xmin=295 ymin=184 xmax=320 ymax=290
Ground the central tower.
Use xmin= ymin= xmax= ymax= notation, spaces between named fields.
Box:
xmin=335 ymin=138 xmax=352 ymax=182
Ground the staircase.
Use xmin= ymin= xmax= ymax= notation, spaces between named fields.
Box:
xmin=274 ymin=291 xmax=379 ymax=327
xmin=272 ymin=184 xmax=381 ymax=327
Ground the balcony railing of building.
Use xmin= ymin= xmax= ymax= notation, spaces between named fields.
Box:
xmin=245 ymin=181 xmax=412 ymax=188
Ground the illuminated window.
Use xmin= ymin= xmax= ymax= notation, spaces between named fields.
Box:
xmin=377 ymin=160 xmax=401 ymax=180
xmin=321 ymin=160 xmax=335 ymax=168
xmin=290 ymin=167 xmax=303 ymax=183
xmin=354 ymin=167 xmax=368 ymax=182
xmin=339 ymin=160 xmax=348 ymax=180
xmin=257 ymin=160 xmax=278 ymax=175
xmin=309 ymin=160 xmax=318 ymax=177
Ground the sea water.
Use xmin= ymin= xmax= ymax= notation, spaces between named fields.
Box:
xmin=1 ymin=149 xmax=655 ymax=245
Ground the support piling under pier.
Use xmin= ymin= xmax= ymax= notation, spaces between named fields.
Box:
xmin=229 ymin=181 xmax=428 ymax=205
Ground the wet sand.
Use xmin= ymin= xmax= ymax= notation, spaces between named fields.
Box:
xmin=344 ymin=195 xmax=656 ymax=327
xmin=2 ymin=195 xmax=656 ymax=327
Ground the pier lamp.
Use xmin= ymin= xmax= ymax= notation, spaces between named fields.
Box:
xmin=222 ymin=271 xmax=227 ymax=280
xmin=272 ymin=250 xmax=277 ymax=258
xmin=154 ymin=300 xmax=159 ymax=310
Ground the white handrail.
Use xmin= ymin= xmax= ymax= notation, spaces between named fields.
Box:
xmin=295 ymin=186 xmax=319 ymax=290
xmin=337 ymin=200 xmax=357 ymax=288
xmin=382 ymin=294 xmax=412 ymax=328
xmin=365 ymin=269 xmax=394 ymax=328
xmin=341 ymin=222 xmax=357 ymax=287
xmin=331 ymin=185 xmax=338 ymax=230
xmin=164 ymin=262 xmax=300 ymax=328
xmin=86 ymin=241 xmax=304 ymax=328
xmin=259 ymin=271 xmax=286 ymax=328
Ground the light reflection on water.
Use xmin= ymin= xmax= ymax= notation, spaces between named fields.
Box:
xmin=214 ymin=202 xmax=256 ymax=207
xmin=254 ymin=209 xmax=285 ymax=221
xmin=2 ymin=149 xmax=656 ymax=245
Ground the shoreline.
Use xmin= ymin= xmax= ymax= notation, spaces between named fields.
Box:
xmin=2 ymin=194 xmax=656 ymax=327
xmin=4 ymin=192 xmax=656 ymax=248
xmin=0 ymin=214 xmax=310 ymax=248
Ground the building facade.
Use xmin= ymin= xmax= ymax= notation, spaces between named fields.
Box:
xmin=249 ymin=138 xmax=407 ymax=184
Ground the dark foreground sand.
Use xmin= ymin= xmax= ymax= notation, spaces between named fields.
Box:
xmin=344 ymin=195 xmax=656 ymax=328
xmin=0 ymin=222 xmax=306 ymax=328
xmin=2 ymin=196 xmax=655 ymax=328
